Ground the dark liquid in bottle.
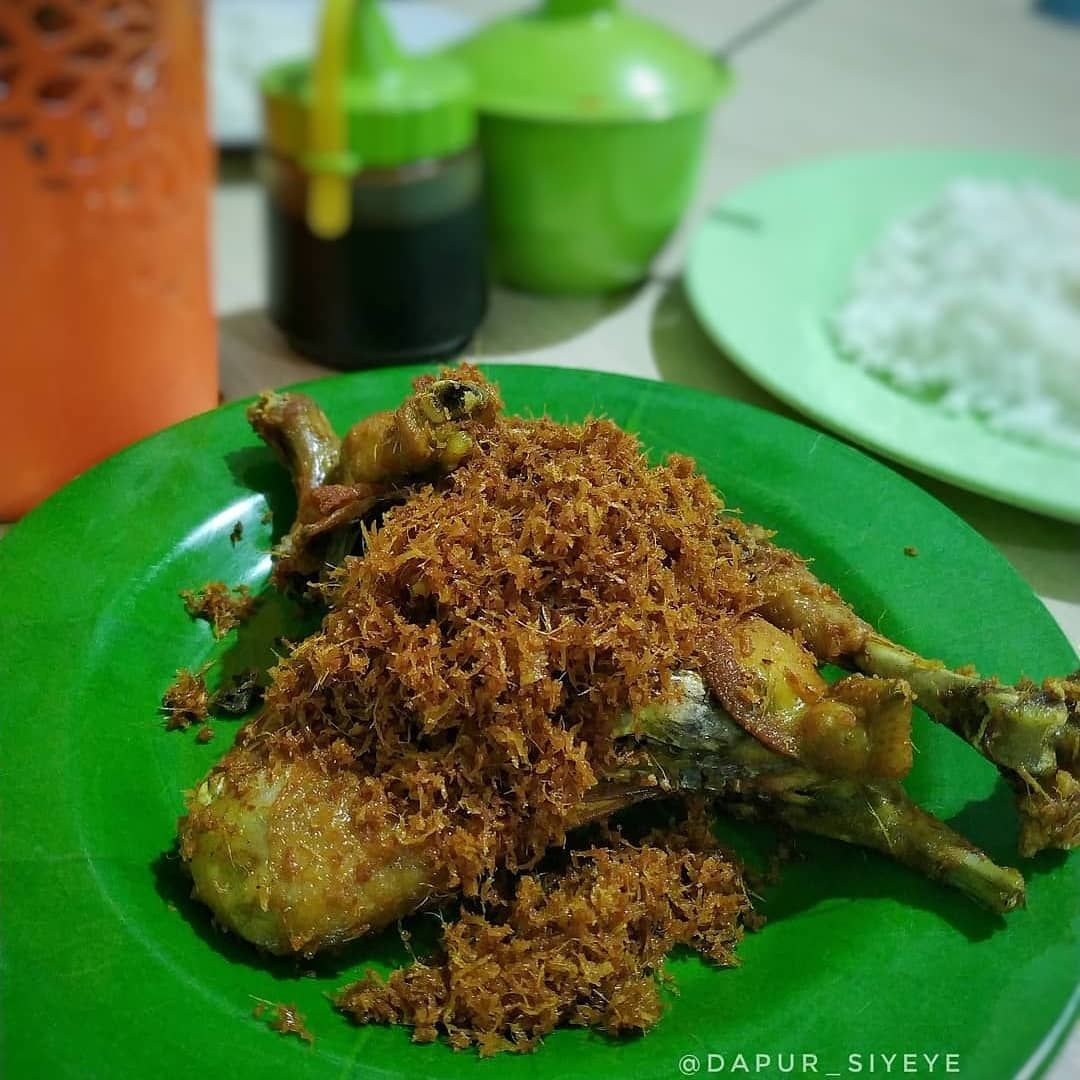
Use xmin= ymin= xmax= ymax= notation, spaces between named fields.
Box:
xmin=267 ymin=195 xmax=487 ymax=369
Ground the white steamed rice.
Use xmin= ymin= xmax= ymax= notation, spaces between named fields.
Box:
xmin=833 ymin=178 xmax=1080 ymax=453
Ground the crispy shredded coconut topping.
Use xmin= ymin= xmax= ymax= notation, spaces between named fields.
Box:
xmin=336 ymin=841 xmax=750 ymax=1055
xmin=181 ymin=581 xmax=258 ymax=638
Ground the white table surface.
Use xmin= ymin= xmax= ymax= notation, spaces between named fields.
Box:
xmin=212 ymin=2 xmax=1079 ymax=1075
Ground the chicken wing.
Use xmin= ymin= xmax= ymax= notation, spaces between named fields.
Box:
xmin=726 ymin=521 xmax=1080 ymax=856
xmin=247 ymin=370 xmax=500 ymax=585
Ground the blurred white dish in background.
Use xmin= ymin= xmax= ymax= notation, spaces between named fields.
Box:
xmin=833 ymin=179 xmax=1080 ymax=453
xmin=209 ymin=0 xmax=476 ymax=146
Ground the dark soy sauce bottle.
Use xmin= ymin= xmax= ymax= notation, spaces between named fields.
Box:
xmin=259 ymin=0 xmax=487 ymax=369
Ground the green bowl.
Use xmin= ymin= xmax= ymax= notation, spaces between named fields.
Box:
xmin=480 ymin=111 xmax=709 ymax=294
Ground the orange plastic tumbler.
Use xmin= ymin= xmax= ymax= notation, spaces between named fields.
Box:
xmin=0 ymin=0 xmax=217 ymax=519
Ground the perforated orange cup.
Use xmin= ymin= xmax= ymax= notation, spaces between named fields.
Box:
xmin=0 ymin=1 xmax=217 ymax=518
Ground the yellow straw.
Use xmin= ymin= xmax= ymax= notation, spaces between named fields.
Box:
xmin=306 ymin=0 xmax=353 ymax=238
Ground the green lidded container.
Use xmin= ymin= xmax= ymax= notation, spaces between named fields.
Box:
xmin=453 ymin=0 xmax=732 ymax=294
xmin=260 ymin=0 xmax=487 ymax=368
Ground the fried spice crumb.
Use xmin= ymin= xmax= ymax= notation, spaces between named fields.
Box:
xmin=181 ymin=581 xmax=257 ymax=638
xmin=261 ymin=508 xmax=274 ymax=525
xmin=210 ymin=669 xmax=263 ymax=716
xmin=230 ymin=521 xmax=244 ymax=546
xmin=252 ymin=1000 xmax=314 ymax=1045
xmin=336 ymin=844 xmax=750 ymax=1055
xmin=903 ymin=546 xmax=919 ymax=558
xmin=161 ymin=667 xmax=210 ymax=730
xmin=195 ymin=725 xmax=215 ymax=743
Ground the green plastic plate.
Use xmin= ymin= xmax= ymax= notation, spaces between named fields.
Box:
xmin=1 ymin=366 xmax=1077 ymax=1079
xmin=684 ymin=149 xmax=1080 ymax=523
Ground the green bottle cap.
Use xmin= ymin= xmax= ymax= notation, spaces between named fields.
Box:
xmin=261 ymin=0 xmax=475 ymax=237
xmin=452 ymin=0 xmax=731 ymax=124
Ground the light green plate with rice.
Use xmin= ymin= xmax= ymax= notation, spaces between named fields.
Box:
xmin=685 ymin=149 xmax=1080 ymax=523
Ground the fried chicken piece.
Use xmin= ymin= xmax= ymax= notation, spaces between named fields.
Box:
xmin=857 ymin=635 xmax=1080 ymax=857
xmin=247 ymin=391 xmax=341 ymax=504
xmin=180 ymin=735 xmax=437 ymax=956
xmin=247 ymin=369 xmax=500 ymax=585
xmin=179 ymin=729 xmax=655 ymax=957
xmin=335 ymin=377 xmax=498 ymax=486
xmin=720 ymin=520 xmax=873 ymax=663
xmin=616 ymin=671 xmax=1025 ymax=915
xmin=700 ymin=615 xmax=912 ymax=780
xmin=727 ymin=521 xmax=1080 ymax=857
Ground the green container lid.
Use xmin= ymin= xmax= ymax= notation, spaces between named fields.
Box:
xmin=261 ymin=0 xmax=474 ymax=237
xmin=452 ymin=0 xmax=732 ymax=125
